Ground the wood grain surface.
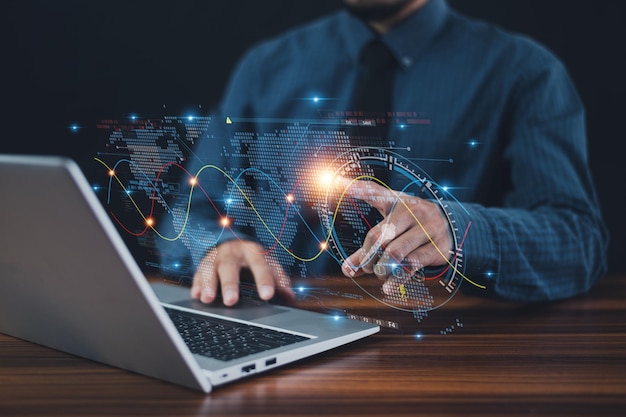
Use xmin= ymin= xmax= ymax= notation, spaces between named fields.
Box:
xmin=1 ymin=274 xmax=624 ymax=417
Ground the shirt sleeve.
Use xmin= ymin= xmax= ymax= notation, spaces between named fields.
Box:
xmin=452 ymin=49 xmax=608 ymax=302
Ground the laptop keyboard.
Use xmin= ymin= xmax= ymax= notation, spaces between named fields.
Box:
xmin=165 ymin=307 xmax=310 ymax=362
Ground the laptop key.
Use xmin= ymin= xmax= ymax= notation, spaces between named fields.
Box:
xmin=164 ymin=307 xmax=310 ymax=362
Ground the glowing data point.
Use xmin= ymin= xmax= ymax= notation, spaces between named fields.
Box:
xmin=220 ymin=217 xmax=231 ymax=227
xmin=108 ymin=169 xmax=115 ymax=177
xmin=320 ymin=242 xmax=328 ymax=251
xmin=399 ymin=283 xmax=407 ymax=299
xmin=319 ymin=171 xmax=336 ymax=188
xmin=189 ymin=177 xmax=197 ymax=186
xmin=286 ymin=193 xmax=295 ymax=203
xmin=145 ymin=217 xmax=155 ymax=227
xmin=187 ymin=116 xmax=194 ymax=121
xmin=225 ymin=117 xmax=233 ymax=124
xmin=313 ymin=97 xmax=320 ymax=103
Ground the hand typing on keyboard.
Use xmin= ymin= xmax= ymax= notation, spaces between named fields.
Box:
xmin=190 ymin=240 xmax=295 ymax=306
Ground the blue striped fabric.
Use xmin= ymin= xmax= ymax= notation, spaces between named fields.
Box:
xmin=188 ymin=0 xmax=607 ymax=302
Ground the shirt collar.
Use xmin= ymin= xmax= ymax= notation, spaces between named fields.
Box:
xmin=341 ymin=0 xmax=450 ymax=69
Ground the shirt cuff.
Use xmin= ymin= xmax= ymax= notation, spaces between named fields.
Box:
xmin=444 ymin=200 xmax=500 ymax=295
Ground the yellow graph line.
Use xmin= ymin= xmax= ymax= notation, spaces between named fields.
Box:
xmin=194 ymin=164 xmax=328 ymax=263
xmin=335 ymin=175 xmax=485 ymax=290
xmin=95 ymin=158 xmax=484 ymax=289
xmin=95 ymin=158 xmax=195 ymax=241
xmin=95 ymin=158 xmax=329 ymax=261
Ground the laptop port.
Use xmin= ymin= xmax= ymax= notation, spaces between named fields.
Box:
xmin=265 ymin=357 xmax=277 ymax=366
xmin=241 ymin=364 xmax=256 ymax=373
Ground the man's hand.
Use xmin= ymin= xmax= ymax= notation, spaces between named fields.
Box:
xmin=190 ymin=240 xmax=294 ymax=306
xmin=339 ymin=179 xmax=452 ymax=294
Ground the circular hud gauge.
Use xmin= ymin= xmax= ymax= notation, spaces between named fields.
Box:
xmin=318 ymin=147 xmax=468 ymax=318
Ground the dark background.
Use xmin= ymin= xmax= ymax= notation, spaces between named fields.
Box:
xmin=3 ymin=1 xmax=624 ymax=274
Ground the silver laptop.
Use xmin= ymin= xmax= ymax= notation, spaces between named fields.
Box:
xmin=0 ymin=154 xmax=379 ymax=393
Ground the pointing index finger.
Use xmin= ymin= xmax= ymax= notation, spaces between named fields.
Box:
xmin=339 ymin=177 xmax=395 ymax=216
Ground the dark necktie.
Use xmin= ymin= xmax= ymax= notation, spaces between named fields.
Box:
xmin=345 ymin=39 xmax=398 ymax=235
xmin=347 ymin=39 xmax=397 ymax=139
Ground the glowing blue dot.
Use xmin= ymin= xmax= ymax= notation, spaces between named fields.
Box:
xmin=173 ymin=262 xmax=181 ymax=269
xmin=485 ymin=271 xmax=494 ymax=277
xmin=130 ymin=115 xmax=137 ymax=120
xmin=92 ymin=185 xmax=100 ymax=191
xmin=313 ymin=97 xmax=320 ymax=103
xmin=70 ymin=124 xmax=79 ymax=132
xmin=400 ymin=124 xmax=406 ymax=129
xmin=415 ymin=332 xmax=423 ymax=340
xmin=125 ymin=190 xmax=131 ymax=195
xmin=225 ymin=198 xmax=233 ymax=205
xmin=469 ymin=140 xmax=478 ymax=147
xmin=442 ymin=186 xmax=449 ymax=192
xmin=188 ymin=116 xmax=194 ymax=121
xmin=298 ymin=286 xmax=305 ymax=293
xmin=334 ymin=315 xmax=340 ymax=321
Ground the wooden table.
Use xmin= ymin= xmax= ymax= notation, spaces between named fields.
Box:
xmin=1 ymin=274 xmax=624 ymax=417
